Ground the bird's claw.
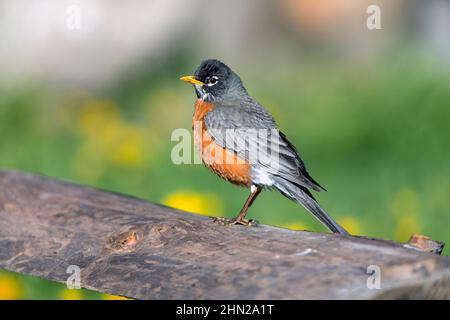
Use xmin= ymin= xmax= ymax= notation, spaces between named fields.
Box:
xmin=213 ymin=217 xmax=258 ymax=227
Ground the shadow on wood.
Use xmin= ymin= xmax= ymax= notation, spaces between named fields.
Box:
xmin=0 ymin=170 xmax=449 ymax=299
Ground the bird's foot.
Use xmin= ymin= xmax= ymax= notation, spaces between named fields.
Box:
xmin=212 ymin=216 xmax=258 ymax=227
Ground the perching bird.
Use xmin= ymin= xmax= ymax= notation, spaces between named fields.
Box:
xmin=180 ymin=59 xmax=349 ymax=235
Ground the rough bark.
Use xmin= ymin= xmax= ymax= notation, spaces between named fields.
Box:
xmin=0 ymin=170 xmax=448 ymax=299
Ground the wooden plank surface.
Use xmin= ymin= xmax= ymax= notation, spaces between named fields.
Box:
xmin=0 ymin=170 xmax=449 ymax=299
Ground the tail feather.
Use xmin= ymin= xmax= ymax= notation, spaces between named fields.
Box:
xmin=273 ymin=177 xmax=349 ymax=235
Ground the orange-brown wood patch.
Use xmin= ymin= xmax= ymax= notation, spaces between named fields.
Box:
xmin=192 ymin=99 xmax=251 ymax=187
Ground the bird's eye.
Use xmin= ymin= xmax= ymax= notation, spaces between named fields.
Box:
xmin=206 ymin=76 xmax=218 ymax=86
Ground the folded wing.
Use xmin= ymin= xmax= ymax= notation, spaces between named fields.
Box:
xmin=204 ymin=100 xmax=324 ymax=191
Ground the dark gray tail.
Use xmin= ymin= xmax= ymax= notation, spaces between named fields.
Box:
xmin=273 ymin=177 xmax=349 ymax=235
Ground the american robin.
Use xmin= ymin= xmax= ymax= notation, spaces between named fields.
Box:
xmin=180 ymin=59 xmax=349 ymax=235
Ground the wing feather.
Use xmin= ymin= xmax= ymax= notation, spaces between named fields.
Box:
xmin=204 ymin=100 xmax=325 ymax=191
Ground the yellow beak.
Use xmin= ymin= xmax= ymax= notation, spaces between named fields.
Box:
xmin=180 ymin=75 xmax=204 ymax=86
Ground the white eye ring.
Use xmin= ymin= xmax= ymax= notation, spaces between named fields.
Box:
xmin=206 ymin=76 xmax=219 ymax=86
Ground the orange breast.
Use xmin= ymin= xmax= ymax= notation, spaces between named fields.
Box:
xmin=193 ymin=99 xmax=251 ymax=187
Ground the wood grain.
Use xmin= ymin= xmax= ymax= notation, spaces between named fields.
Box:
xmin=0 ymin=170 xmax=448 ymax=299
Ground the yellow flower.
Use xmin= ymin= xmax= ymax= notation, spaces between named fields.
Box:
xmin=0 ymin=274 xmax=23 ymax=300
xmin=390 ymin=188 xmax=422 ymax=241
xmin=395 ymin=216 xmax=421 ymax=242
xmin=102 ymin=293 xmax=130 ymax=300
xmin=281 ymin=222 xmax=309 ymax=231
xmin=110 ymin=127 xmax=144 ymax=167
xmin=162 ymin=190 xmax=223 ymax=216
xmin=339 ymin=216 xmax=363 ymax=235
xmin=59 ymin=288 xmax=83 ymax=300
xmin=97 ymin=122 xmax=122 ymax=145
xmin=78 ymin=99 xmax=121 ymax=138
xmin=73 ymin=98 xmax=146 ymax=177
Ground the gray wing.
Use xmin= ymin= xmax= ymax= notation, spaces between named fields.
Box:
xmin=204 ymin=100 xmax=324 ymax=191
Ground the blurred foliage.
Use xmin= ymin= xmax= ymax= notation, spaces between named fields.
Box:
xmin=162 ymin=190 xmax=224 ymax=216
xmin=0 ymin=269 xmax=128 ymax=300
xmin=0 ymin=53 xmax=449 ymax=299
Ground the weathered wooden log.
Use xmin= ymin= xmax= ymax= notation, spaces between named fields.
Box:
xmin=0 ymin=170 xmax=449 ymax=299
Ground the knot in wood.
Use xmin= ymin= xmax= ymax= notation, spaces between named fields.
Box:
xmin=107 ymin=227 xmax=144 ymax=252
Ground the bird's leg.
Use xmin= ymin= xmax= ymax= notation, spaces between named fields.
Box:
xmin=214 ymin=186 xmax=262 ymax=226
xmin=234 ymin=185 xmax=261 ymax=225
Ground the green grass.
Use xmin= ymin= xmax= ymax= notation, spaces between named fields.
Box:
xmin=0 ymin=54 xmax=449 ymax=299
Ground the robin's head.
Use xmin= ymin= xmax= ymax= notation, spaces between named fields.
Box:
xmin=180 ymin=59 xmax=247 ymax=102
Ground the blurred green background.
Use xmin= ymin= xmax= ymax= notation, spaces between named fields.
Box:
xmin=0 ymin=0 xmax=449 ymax=299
